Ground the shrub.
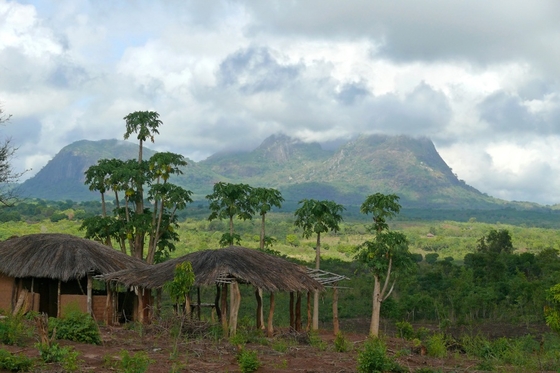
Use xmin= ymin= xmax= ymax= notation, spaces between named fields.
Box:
xmin=334 ymin=332 xmax=351 ymax=352
xmin=395 ymin=321 xmax=414 ymax=340
xmin=426 ymin=333 xmax=447 ymax=358
xmin=0 ymin=348 xmax=34 ymax=371
xmin=111 ymin=350 xmax=153 ymax=373
xmin=0 ymin=313 xmax=32 ymax=346
xmin=357 ymin=337 xmax=394 ymax=373
xmin=49 ymin=307 xmax=101 ymax=345
xmin=236 ymin=348 xmax=260 ymax=373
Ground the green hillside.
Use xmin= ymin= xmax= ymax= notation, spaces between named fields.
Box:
xmin=15 ymin=134 xmax=534 ymax=210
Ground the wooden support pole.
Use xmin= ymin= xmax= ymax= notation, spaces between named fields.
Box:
xmin=221 ymin=283 xmax=228 ymax=334
xmin=57 ymin=280 xmax=61 ymax=318
xmin=215 ymin=285 xmax=222 ymax=322
xmin=197 ymin=287 xmax=202 ymax=321
xmin=267 ymin=292 xmax=275 ymax=338
xmin=30 ymin=278 xmax=35 ymax=312
xmin=229 ymin=282 xmax=241 ymax=336
xmin=313 ymin=290 xmax=319 ymax=330
xmin=105 ymin=282 xmax=111 ymax=325
xmin=255 ymin=288 xmax=264 ymax=330
xmin=289 ymin=292 xmax=295 ymax=330
xmin=295 ymin=291 xmax=302 ymax=332
xmin=306 ymin=291 xmax=311 ymax=331
xmin=332 ymin=284 xmax=339 ymax=335
xmin=87 ymin=274 xmax=93 ymax=316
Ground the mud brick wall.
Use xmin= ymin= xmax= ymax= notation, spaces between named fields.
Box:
xmin=0 ymin=274 xmax=14 ymax=312
xmin=60 ymin=294 xmax=107 ymax=321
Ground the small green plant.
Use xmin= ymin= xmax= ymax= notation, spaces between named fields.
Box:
xmin=395 ymin=321 xmax=414 ymax=340
xmin=236 ymin=348 xmax=260 ymax=373
xmin=49 ymin=306 xmax=101 ymax=345
xmin=0 ymin=348 xmax=34 ymax=371
xmin=426 ymin=333 xmax=447 ymax=358
xmin=357 ymin=336 xmax=394 ymax=373
xmin=0 ymin=313 xmax=31 ymax=346
xmin=36 ymin=342 xmax=68 ymax=363
xmin=415 ymin=368 xmax=443 ymax=373
xmin=334 ymin=332 xmax=351 ymax=352
xmin=272 ymin=339 xmax=289 ymax=353
xmin=119 ymin=350 xmax=154 ymax=373
xmin=308 ymin=330 xmax=327 ymax=351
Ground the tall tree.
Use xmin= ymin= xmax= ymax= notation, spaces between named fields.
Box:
xmin=355 ymin=193 xmax=413 ymax=336
xmin=251 ymin=187 xmax=284 ymax=250
xmin=0 ymin=106 xmax=24 ymax=206
xmin=82 ymin=111 xmax=192 ymax=264
xmin=294 ymin=199 xmax=344 ymax=330
xmin=206 ymin=182 xmax=254 ymax=246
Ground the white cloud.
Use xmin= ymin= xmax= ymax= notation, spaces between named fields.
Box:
xmin=1 ymin=0 xmax=560 ymax=205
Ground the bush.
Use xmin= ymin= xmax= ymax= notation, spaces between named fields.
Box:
xmin=0 ymin=348 xmax=34 ymax=371
xmin=49 ymin=307 xmax=101 ymax=345
xmin=395 ymin=321 xmax=414 ymax=340
xmin=0 ymin=313 xmax=32 ymax=346
xmin=334 ymin=332 xmax=351 ymax=352
xmin=357 ymin=337 xmax=394 ymax=373
xmin=119 ymin=350 xmax=153 ymax=373
xmin=237 ymin=348 xmax=260 ymax=373
xmin=426 ymin=333 xmax=447 ymax=358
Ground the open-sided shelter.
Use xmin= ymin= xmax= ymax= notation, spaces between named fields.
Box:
xmin=100 ymin=246 xmax=323 ymax=335
xmin=0 ymin=233 xmax=147 ymax=323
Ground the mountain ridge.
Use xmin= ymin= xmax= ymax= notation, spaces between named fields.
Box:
xmin=16 ymin=134 xmax=537 ymax=210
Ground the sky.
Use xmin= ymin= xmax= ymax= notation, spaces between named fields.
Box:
xmin=1 ymin=0 xmax=560 ymax=205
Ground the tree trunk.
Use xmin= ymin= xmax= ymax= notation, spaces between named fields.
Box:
xmin=370 ymin=275 xmax=382 ymax=336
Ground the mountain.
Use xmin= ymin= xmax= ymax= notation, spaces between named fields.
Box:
xmin=16 ymin=134 xmax=518 ymax=209
xmin=17 ymin=139 xmax=155 ymax=201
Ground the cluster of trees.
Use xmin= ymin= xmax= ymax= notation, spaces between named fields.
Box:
xmin=384 ymin=229 xmax=560 ymax=324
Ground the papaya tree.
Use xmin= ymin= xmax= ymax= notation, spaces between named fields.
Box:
xmin=82 ymin=111 xmax=193 ymax=264
xmin=251 ymin=187 xmax=284 ymax=250
xmin=206 ymin=182 xmax=254 ymax=246
xmin=355 ymin=193 xmax=413 ymax=336
xmin=294 ymin=199 xmax=344 ymax=330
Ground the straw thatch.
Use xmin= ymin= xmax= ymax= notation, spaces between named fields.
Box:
xmin=0 ymin=233 xmax=146 ymax=281
xmin=100 ymin=246 xmax=323 ymax=293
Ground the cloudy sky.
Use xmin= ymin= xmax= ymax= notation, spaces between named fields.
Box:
xmin=1 ymin=0 xmax=560 ymax=205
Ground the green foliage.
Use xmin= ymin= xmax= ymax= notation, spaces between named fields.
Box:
xmin=334 ymin=331 xmax=351 ymax=352
xmin=118 ymin=350 xmax=153 ymax=373
xmin=36 ymin=342 xmax=79 ymax=369
xmin=0 ymin=313 xmax=31 ymax=346
xmin=49 ymin=308 xmax=101 ymax=345
xmin=395 ymin=321 xmax=414 ymax=340
xmin=294 ymin=199 xmax=345 ymax=239
xmin=425 ymin=333 xmax=447 ymax=358
xmin=356 ymin=337 xmax=395 ymax=373
xmin=424 ymin=253 xmax=439 ymax=264
xmin=0 ymin=348 xmax=34 ymax=371
xmin=236 ymin=348 xmax=260 ymax=373
xmin=477 ymin=228 xmax=514 ymax=254
xmin=308 ymin=330 xmax=327 ymax=351
xmin=163 ymin=261 xmax=195 ymax=309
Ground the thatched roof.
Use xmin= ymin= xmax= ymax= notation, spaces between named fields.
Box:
xmin=100 ymin=246 xmax=323 ymax=293
xmin=0 ymin=233 xmax=146 ymax=282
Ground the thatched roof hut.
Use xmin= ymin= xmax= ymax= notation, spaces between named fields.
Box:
xmin=100 ymin=246 xmax=322 ymax=293
xmin=0 ymin=233 xmax=146 ymax=280
xmin=0 ymin=233 xmax=147 ymax=322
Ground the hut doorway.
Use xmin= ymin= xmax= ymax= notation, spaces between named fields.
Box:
xmin=20 ymin=277 xmax=58 ymax=317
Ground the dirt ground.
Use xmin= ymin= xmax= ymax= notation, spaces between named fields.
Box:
xmin=0 ymin=318 xmax=554 ymax=372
